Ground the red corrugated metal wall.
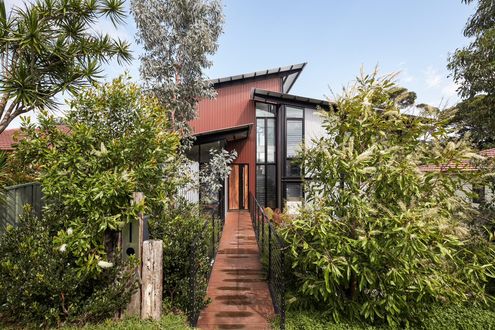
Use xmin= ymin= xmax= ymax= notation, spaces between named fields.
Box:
xmin=190 ymin=77 xmax=281 ymax=200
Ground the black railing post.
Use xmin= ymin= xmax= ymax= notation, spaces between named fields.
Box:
xmin=250 ymin=193 xmax=286 ymax=330
xmin=256 ymin=206 xmax=259 ymax=240
xmin=211 ymin=213 xmax=215 ymax=260
xmin=261 ymin=214 xmax=265 ymax=256
xmin=268 ymin=223 xmax=272 ymax=281
xmin=259 ymin=209 xmax=262 ymax=245
xmin=280 ymin=245 xmax=286 ymax=330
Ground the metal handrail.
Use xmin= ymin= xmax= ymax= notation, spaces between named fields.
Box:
xmin=249 ymin=192 xmax=286 ymax=330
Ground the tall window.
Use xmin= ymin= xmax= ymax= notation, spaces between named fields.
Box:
xmin=283 ymin=106 xmax=304 ymax=204
xmin=285 ymin=106 xmax=303 ymax=177
xmin=256 ymin=103 xmax=276 ymax=208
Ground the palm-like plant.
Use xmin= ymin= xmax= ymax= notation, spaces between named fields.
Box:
xmin=0 ymin=0 xmax=132 ymax=133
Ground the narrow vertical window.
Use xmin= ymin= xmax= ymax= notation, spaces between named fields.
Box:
xmin=256 ymin=103 xmax=277 ymax=208
xmin=267 ymin=119 xmax=276 ymax=163
xmin=256 ymin=118 xmax=265 ymax=163
xmin=256 ymin=165 xmax=266 ymax=207
xmin=283 ymin=106 xmax=304 ymax=206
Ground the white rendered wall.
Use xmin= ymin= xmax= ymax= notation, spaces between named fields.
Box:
xmin=304 ymin=108 xmax=328 ymax=149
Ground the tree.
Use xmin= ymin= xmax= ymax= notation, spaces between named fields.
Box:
xmin=199 ymin=148 xmax=237 ymax=203
xmin=0 ymin=77 xmax=184 ymax=326
xmin=0 ymin=0 xmax=132 ymax=133
xmin=13 ymin=77 xmax=181 ymax=273
xmin=449 ymin=95 xmax=495 ymax=148
xmin=388 ymin=86 xmax=417 ymax=109
xmin=281 ymin=70 xmax=495 ymax=326
xmin=131 ymin=0 xmax=223 ymax=130
xmin=448 ymin=0 xmax=495 ymax=147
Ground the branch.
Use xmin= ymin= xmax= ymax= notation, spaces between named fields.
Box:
xmin=0 ymin=102 xmax=26 ymax=134
xmin=0 ymin=91 xmax=10 ymax=119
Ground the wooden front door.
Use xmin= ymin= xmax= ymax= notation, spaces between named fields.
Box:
xmin=228 ymin=164 xmax=248 ymax=210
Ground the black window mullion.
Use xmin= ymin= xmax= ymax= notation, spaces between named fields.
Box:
xmin=264 ymin=117 xmax=268 ymax=206
xmin=256 ymin=105 xmax=278 ymax=208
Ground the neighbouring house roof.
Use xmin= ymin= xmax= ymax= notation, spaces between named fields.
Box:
xmin=252 ymin=88 xmax=336 ymax=110
xmin=192 ymin=123 xmax=252 ymax=144
xmin=481 ymin=148 xmax=495 ymax=157
xmin=419 ymin=148 xmax=495 ymax=172
xmin=0 ymin=125 xmax=69 ymax=151
xmin=210 ymin=63 xmax=306 ymax=93
xmin=0 ymin=128 xmax=19 ymax=151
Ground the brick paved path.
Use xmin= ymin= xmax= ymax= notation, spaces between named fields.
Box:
xmin=197 ymin=211 xmax=274 ymax=330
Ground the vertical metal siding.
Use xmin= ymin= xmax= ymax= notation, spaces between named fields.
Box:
xmin=190 ymin=78 xmax=282 ymax=201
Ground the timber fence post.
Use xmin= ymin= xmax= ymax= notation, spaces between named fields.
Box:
xmin=125 ymin=192 xmax=144 ymax=317
xmin=141 ymin=240 xmax=163 ymax=320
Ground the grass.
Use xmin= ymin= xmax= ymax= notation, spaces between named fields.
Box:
xmin=275 ymin=304 xmax=495 ymax=330
xmin=274 ymin=312 xmax=379 ymax=330
xmin=58 ymin=315 xmax=192 ymax=330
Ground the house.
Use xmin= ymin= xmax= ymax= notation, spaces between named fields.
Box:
xmin=420 ymin=148 xmax=495 ymax=205
xmin=187 ymin=63 xmax=333 ymax=213
xmin=0 ymin=128 xmax=20 ymax=152
xmin=0 ymin=126 xmax=69 ymax=153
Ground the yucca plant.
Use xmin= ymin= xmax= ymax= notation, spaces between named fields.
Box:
xmin=0 ymin=0 xmax=132 ymax=134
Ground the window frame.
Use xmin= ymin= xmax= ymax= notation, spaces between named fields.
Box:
xmin=255 ymin=102 xmax=278 ymax=208
xmin=282 ymin=105 xmax=305 ymax=204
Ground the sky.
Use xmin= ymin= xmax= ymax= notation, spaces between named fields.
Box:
xmin=5 ymin=0 xmax=475 ymax=127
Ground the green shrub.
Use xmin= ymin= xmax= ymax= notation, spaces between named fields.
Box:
xmin=59 ymin=314 xmax=191 ymax=330
xmin=0 ymin=78 xmax=184 ymax=327
xmin=277 ymin=311 xmax=379 ymax=330
xmin=0 ymin=211 xmax=136 ymax=328
xmin=149 ymin=199 xmax=213 ymax=316
xmin=416 ymin=304 xmax=495 ymax=330
xmin=12 ymin=77 xmax=181 ymax=275
xmin=280 ymin=305 xmax=495 ymax=330
xmin=280 ymin=70 xmax=495 ymax=326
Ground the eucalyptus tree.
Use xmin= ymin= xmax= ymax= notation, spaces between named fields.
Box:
xmin=131 ymin=0 xmax=224 ymax=131
xmin=0 ymin=0 xmax=132 ymax=134
xmin=448 ymin=0 xmax=495 ymax=148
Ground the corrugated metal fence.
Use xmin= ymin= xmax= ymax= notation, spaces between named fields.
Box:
xmin=0 ymin=182 xmax=42 ymax=232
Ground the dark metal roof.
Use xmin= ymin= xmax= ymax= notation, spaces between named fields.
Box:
xmin=193 ymin=123 xmax=252 ymax=144
xmin=252 ymin=88 xmax=336 ymax=111
xmin=210 ymin=63 xmax=306 ymax=93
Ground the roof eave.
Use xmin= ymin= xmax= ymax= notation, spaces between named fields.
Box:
xmin=251 ymin=88 xmax=335 ymax=111
xmin=210 ymin=63 xmax=307 ymax=89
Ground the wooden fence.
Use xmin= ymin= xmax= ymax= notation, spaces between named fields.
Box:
xmin=0 ymin=182 xmax=42 ymax=232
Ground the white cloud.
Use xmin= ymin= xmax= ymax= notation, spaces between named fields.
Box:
xmin=396 ymin=62 xmax=415 ymax=84
xmin=424 ymin=66 xmax=442 ymax=88
xmin=400 ymin=69 xmax=414 ymax=83
xmin=441 ymin=81 xmax=459 ymax=99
